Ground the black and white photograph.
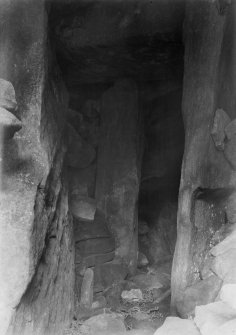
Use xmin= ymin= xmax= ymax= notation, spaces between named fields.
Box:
xmin=0 ymin=0 xmax=236 ymax=334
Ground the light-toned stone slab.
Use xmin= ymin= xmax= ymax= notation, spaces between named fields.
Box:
xmin=80 ymin=268 xmax=94 ymax=309
xmin=70 ymin=196 xmax=97 ymax=221
xmin=121 ymin=289 xmax=143 ymax=302
xmin=154 ymin=317 xmax=200 ymax=335
xmin=211 ymin=108 xmax=231 ymax=150
xmin=211 ymin=248 xmax=236 ymax=283
xmin=194 ymin=301 xmax=236 ymax=335
xmin=82 ymin=312 xmax=126 ymax=334
xmin=220 ymin=284 xmax=236 ymax=310
xmin=210 ymin=230 xmax=236 ymax=256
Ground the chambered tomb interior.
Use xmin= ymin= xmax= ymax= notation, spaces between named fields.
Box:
xmin=1 ymin=1 xmax=236 ymax=335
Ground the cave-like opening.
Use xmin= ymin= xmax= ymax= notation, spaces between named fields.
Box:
xmin=48 ymin=0 xmax=185 ymax=329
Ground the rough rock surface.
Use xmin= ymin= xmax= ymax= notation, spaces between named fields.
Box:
xmin=0 ymin=2 xmax=75 ymax=333
xmin=177 ymin=275 xmax=223 ymax=318
xmin=171 ymin=0 xmax=235 ymax=314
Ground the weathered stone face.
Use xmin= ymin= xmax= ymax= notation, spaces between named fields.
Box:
xmin=171 ymin=0 xmax=236 ymax=316
xmin=0 ymin=1 xmax=75 ymax=334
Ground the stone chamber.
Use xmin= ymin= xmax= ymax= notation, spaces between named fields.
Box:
xmin=0 ymin=0 xmax=236 ymax=334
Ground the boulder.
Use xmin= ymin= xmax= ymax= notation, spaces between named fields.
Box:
xmin=211 ymin=248 xmax=236 ymax=283
xmin=127 ymin=317 xmax=161 ymax=333
xmin=220 ymin=284 xmax=236 ymax=310
xmin=70 ymin=196 xmax=97 ymax=221
xmin=214 ymin=319 xmax=236 ymax=335
xmin=211 ymin=108 xmax=230 ymax=150
xmin=121 ymin=289 xmax=143 ymax=302
xmin=81 ymin=312 xmax=126 ymax=335
xmin=210 ymin=230 xmax=236 ymax=256
xmin=80 ymin=268 xmax=94 ymax=309
xmin=0 ymin=107 xmax=22 ymax=140
xmin=177 ymin=275 xmax=223 ymax=317
xmin=200 ymin=255 xmax=215 ymax=280
xmin=194 ymin=301 xmax=236 ymax=335
xmin=153 ymin=317 xmax=200 ymax=335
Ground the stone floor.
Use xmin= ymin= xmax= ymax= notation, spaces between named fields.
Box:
xmin=64 ymin=226 xmax=236 ymax=335
xmin=64 ymin=259 xmax=171 ymax=335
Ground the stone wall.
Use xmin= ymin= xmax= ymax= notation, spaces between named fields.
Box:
xmin=171 ymin=0 xmax=236 ymax=316
xmin=0 ymin=1 xmax=74 ymax=334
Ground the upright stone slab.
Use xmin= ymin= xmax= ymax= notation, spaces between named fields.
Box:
xmin=80 ymin=268 xmax=94 ymax=309
xmin=171 ymin=0 xmax=229 ymax=314
xmin=95 ymin=79 xmax=140 ymax=273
